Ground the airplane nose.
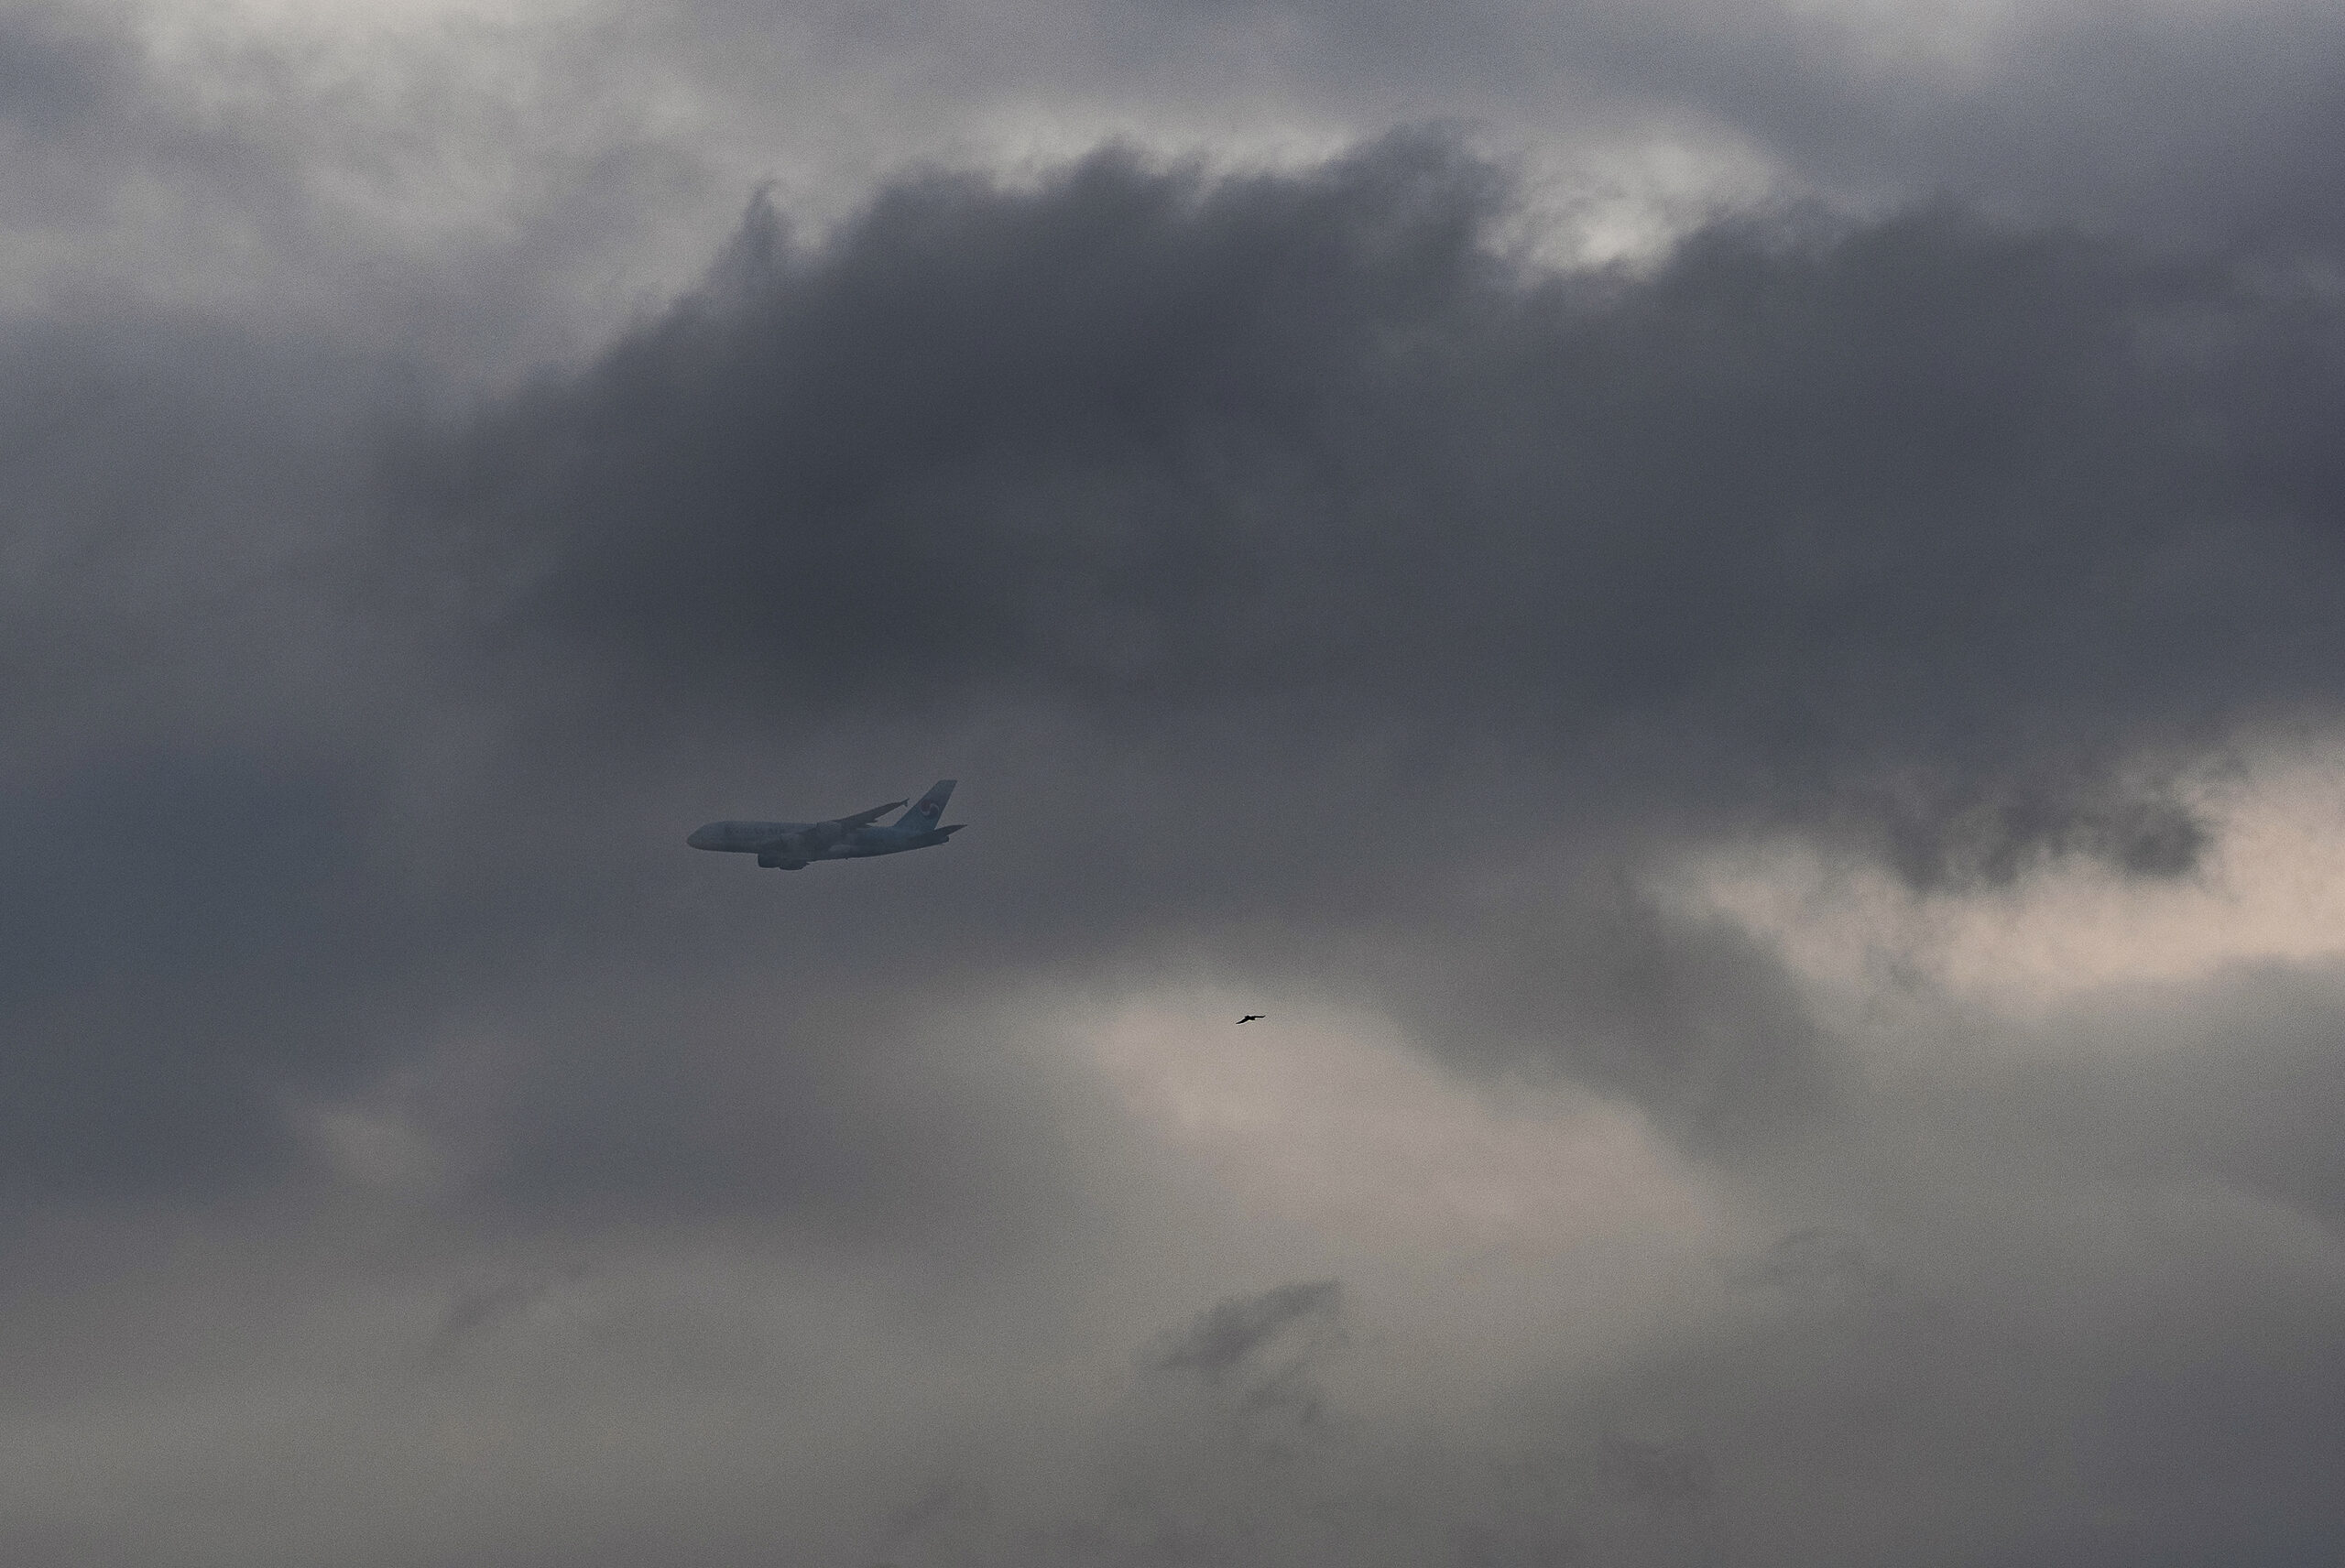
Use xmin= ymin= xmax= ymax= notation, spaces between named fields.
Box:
xmin=686 ymin=824 xmax=718 ymax=849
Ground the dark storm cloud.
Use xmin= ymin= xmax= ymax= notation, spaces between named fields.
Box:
xmin=0 ymin=299 xmax=460 ymax=1201
xmin=0 ymin=754 xmax=357 ymax=1192
xmin=417 ymin=134 xmax=2345 ymax=887
xmin=14 ymin=125 xmax=2343 ymax=1220
xmin=0 ymin=314 xmax=376 ymax=745
xmin=352 ymin=131 xmax=2345 ymax=1183
xmin=0 ymin=293 xmax=1093 ymax=1217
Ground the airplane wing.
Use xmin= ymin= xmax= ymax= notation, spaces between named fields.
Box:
xmin=834 ymin=799 xmax=909 ymax=830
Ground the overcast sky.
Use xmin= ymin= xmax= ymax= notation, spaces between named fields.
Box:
xmin=5 ymin=0 xmax=2345 ymax=1563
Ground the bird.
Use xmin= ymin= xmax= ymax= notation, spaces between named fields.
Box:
xmin=1237 ymin=1014 xmax=1264 ymax=1024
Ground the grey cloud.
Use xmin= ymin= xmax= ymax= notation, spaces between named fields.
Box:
xmin=1151 ymin=1278 xmax=1344 ymax=1378
xmin=464 ymin=977 xmax=1107 ymax=1255
xmin=60 ymin=125 xmax=2274 ymax=1233
xmin=367 ymin=131 xmax=2345 ymax=1162
xmin=650 ymin=0 xmax=2345 ymax=254
xmin=1722 ymin=1 xmax=2345 ymax=247
xmin=0 ymin=754 xmax=363 ymax=1194
xmin=10 ymin=128 xmax=2341 ymax=1231
xmin=1595 ymin=1432 xmax=1713 ymax=1513
xmin=1731 ymin=1226 xmax=1887 ymax=1307
xmin=0 ymin=2 xmax=724 ymax=380
xmin=1351 ymin=871 xmax=1840 ymax=1140
xmin=7 ymin=1 xmax=2345 ymax=1552
xmin=427 ymin=1261 xmax=593 ymax=1362
xmin=1266 ymin=0 xmax=2345 ymax=249
xmin=1946 ymin=962 xmax=2345 ymax=1234
xmin=1857 ymin=767 xmax=2214 ymax=891
xmin=417 ymin=136 xmax=2345 ymax=896
xmin=0 ymin=5 xmax=130 ymax=149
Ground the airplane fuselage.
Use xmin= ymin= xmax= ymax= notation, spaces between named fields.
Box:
xmin=686 ymin=819 xmax=955 ymax=866
xmin=688 ymin=779 xmax=962 ymax=869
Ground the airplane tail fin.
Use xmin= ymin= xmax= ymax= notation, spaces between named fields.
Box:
xmin=896 ymin=779 xmax=955 ymax=833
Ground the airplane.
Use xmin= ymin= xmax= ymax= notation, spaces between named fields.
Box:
xmin=687 ymin=780 xmax=963 ymax=869
xmin=1237 ymin=1015 xmax=1264 ymax=1024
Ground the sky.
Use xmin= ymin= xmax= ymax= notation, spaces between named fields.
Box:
xmin=4 ymin=0 xmax=2345 ymax=1563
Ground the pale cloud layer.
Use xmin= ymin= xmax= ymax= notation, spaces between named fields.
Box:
xmin=1675 ymin=737 xmax=2345 ymax=1012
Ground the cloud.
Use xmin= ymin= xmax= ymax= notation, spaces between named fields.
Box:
xmin=16 ymin=127 xmax=2345 ymax=1210
xmin=1151 ymin=1278 xmax=1345 ymax=1379
xmin=1596 ymin=1432 xmax=1714 ymax=1513
xmin=414 ymin=135 xmax=2345 ymax=888
xmin=5 ymin=5 xmax=2345 ymax=1556
xmin=643 ymin=0 xmax=2345 ymax=258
